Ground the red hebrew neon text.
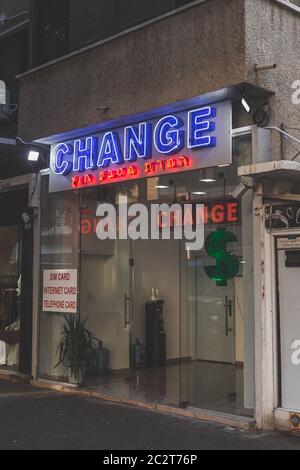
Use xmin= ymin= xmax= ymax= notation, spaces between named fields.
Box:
xmin=71 ymin=157 xmax=191 ymax=189
xmin=99 ymin=165 xmax=138 ymax=183
xmin=72 ymin=174 xmax=95 ymax=188
xmin=144 ymin=155 xmax=190 ymax=174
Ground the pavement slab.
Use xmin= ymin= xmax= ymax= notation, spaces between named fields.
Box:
xmin=0 ymin=379 xmax=299 ymax=450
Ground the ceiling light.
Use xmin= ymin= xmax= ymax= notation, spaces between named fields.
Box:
xmin=200 ymin=178 xmax=216 ymax=183
xmin=156 ymin=185 xmax=169 ymax=190
xmin=192 ymin=191 xmax=207 ymax=196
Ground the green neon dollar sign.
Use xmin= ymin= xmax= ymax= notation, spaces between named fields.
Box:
xmin=204 ymin=227 xmax=240 ymax=287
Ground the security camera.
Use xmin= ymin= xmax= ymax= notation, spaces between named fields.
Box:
xmin=22 ymin=212 xmax=31 ymax=225
xmin=0 ymin=103 xmax=18 ymax=116
xmin=231 ymin=181 xmax=251 ymax=200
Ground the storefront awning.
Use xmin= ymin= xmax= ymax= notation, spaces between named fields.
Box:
xmin=238 ymin=160 xmax=300 ymax=182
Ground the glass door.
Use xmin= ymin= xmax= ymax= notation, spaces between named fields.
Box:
xmin=128 ymin=238 xmax=182 ymax=406
xmin=179 ymin=212 xmax=254 ymax=416
xmin=194 ymin=251 xmax=235 ymax=365
xmin=79 ymin=182 xmax=182 ymax=407
xmin=81 ymin=239 xmax=132 ymax=372
xmin=180 ymin=225 xmax=245 ymax=415
xmin=80 ymin=188 xmax=132 ymax=377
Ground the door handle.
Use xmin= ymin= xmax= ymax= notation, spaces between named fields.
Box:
xmin=228 ymin=298 xmax=234 ymax=334
xmin=124 ymin=293 xmax=131 ymax=328
xmin=224 ymin=296 xmax=234 ymax=336
xmin=224 ymin=296 xmax=229 ymax=336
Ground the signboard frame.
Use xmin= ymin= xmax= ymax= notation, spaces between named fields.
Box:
xmin=49 ymin=100 xmax=232 ymax=193
xmin=42 ymin=269 xmax=78 ymax=314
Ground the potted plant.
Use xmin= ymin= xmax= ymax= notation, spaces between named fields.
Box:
xmin=56 ymin=315 xmax=97 ymax=385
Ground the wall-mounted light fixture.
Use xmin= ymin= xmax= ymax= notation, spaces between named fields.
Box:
xmin=241 ymin=96 xmax=251 ymax=113
xmin=16 ymin=137 xmax=49 ymax=166
xmin=231 ymin=180 xmax=253 ymax=200
xmin=240 ymin=88 xmax=271 ymax=127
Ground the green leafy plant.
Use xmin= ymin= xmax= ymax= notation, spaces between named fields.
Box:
xmin=56 ymin=315 xmax=98 ymax=384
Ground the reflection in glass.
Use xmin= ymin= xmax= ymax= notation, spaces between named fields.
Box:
xmin=0 ymin=226 xmax=21 ymax=371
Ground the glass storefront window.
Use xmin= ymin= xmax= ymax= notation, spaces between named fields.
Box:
xmin=0 ymin=226 xmax=21 ymax=371
xmin=180 ymin=134 xmax=254 ymax=416
xmin=37 ymin=132 xmax=255 ymax=417
xmin=0 ymin=187 xmax=30 ymax=374
xmin=38 ymin=177 xmax=80 ymax=380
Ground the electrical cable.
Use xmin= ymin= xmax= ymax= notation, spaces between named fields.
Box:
xmin=278 ymin=125 xmax=300 ymax=161
xmin=231 ymin=279 xmax=245 ymax=322
xmin=284 ymin=138 xmax=300 ymax=153
xmin=0 ymin=11 xmax=29 ymax=24
xmin=282 ymin=136 xmax=300 ymax=161
xmin=29 ymin=172 xmax=39 ymax=203
xmin=264 ymin=126 xmax=300 ymax=146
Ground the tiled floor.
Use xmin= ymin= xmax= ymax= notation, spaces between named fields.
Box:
xmin=84 ymin=361 xmax=254 ymax=418
xmin=0 ymin=364 xmax=19 ymax=373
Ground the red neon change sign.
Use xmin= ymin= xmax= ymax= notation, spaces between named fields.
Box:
xmin=80 ymin=201 xmax=240 ymax=237
xmin=158 ymin=201 xmax=240 ymax=228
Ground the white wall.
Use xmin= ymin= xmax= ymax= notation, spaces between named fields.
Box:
xmin=133 ymin=239 xmax=188 ymax=361
xmin=80 ymin=237 xmax=189 ymax=369
xmin=81 ymin=240 xmax=130 ymax=370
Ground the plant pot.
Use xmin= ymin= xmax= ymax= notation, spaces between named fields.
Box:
xmin=68 ymin=369 xmax=83 ymax=386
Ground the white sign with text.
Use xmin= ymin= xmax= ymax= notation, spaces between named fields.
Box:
xmin=43 ymin=269 xmax=78 ymax=314
xmin=278 ymin=249 xmax=300 ymax=411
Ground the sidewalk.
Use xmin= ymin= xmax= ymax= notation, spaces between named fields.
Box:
xmin=0 ymin=379 xmax=299 ymax=450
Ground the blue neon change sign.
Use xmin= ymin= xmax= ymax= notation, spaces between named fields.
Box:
xmin=49 ymin=100 xmax=231 ymax=193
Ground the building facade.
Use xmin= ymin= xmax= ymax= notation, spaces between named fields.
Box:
xmin=1 ymin=0 xmax=300 ymax=431
xmin=0 ymin=0 xmax=37 ymax=377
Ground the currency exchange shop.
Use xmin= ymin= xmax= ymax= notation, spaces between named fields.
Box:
xmin=38 ymin=97 xmax=255 ymax=419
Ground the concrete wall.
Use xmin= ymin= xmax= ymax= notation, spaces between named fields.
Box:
xmin=245 ymin=0 xmax=300 ymax=160
xmin=18 ymin=0 xmax=246 ymax=140
xmin=17 ymin=0 xmax=300 ymax=155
